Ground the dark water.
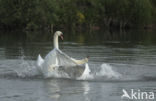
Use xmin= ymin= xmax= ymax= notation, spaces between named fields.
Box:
xmin=0 ymin=30 xmax=156 ymax=101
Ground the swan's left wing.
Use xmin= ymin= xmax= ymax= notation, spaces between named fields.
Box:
xmin=56 ymin=49 xmax=77 ymax=66
xmin=57 ymin=49 xmax=88 ymax=65
xmin=71 ymin=58 xmax=88 ymax=65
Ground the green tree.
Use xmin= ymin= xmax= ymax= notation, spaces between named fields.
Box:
xmin=130 ymin=0 xmax=153 ymax=27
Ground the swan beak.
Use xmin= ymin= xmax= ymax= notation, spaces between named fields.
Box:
xmin=60 ymin=35 xmax=63 ymax=40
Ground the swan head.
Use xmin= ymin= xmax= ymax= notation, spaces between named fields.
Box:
xmin=55 ymin=31 xmax=63 ymax=40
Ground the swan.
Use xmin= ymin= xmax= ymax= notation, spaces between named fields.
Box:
xmin=37 ymin=31 xmax=89 ymax=77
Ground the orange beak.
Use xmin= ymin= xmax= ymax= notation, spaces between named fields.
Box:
xmin=60 ymin=35 xmax=63 ymax=40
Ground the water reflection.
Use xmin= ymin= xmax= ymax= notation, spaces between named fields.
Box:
xmin=82 ymin=82 xmax=91 ymax=101
xmin=0 ymin=30 xmax=156 ymax=45
xmin=44 ymin=79 xmax=60 ymax=100
xmin=43 ymin=79 xmax=91 ymax=101
xmin=0 ymin=30 xmax=156 ymax=60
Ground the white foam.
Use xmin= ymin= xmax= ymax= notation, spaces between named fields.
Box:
xmin=15 ymin=55 xmax=122 ymax=81
xmin=95 ymin=63 xmax=122 ymax=79
xmin=77 ymin=63 xmax=121 ymax=81
xmin=15 ymin=57 xmax=40 ymax=78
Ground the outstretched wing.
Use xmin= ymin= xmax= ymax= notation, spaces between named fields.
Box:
xmin=56 ymin=49 xmax=77 ymax=66
xmin=57 ymin=49 xmax=88 ymax=65
xmin=44 ymin=49 xmax=77 ymax=67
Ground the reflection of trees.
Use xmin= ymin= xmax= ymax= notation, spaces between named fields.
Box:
xmin=68 ymin=30 xmax=156 ymax=46
xmin=1 ymin=30 xmax=156 ymax=59
xmin=0 ymin=31 xmax=52 ymax=59
xmin=0 ymin=31 xmax=26 ymax=59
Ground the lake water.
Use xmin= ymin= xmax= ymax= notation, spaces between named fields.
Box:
xmin=0 ymin=30 xmax=156 ymax=101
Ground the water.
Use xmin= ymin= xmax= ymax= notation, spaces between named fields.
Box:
xmin=0 ymin=30 xmax=156 ymax=101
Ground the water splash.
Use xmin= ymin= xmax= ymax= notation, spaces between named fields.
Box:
xmin=77 ymin=63 xmax=122 ymax=81
xmin=13 ymin=56 xmax=121 ymax=81
xmin=95 ymin=64 xmax=122 ymax=79
xmin=0 ymin=54 xmax=122 ymax=81
xmin=1 ymin=55 xmax=121 ymax=81
xmin=15 ymin=56 xmax=41 ymax=78
xmin=2 ymin=58 xmax=156 ymax=82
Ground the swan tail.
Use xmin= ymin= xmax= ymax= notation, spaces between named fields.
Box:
xmin=37 ymin=54 xmax=44 ymax=67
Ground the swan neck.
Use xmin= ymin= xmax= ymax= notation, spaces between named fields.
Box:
xmin=54 ymin=34 xmax=59 ymax=49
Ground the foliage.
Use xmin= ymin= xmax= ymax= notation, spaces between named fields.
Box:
xmin=0 ymin=0 xmax=155 ymax=30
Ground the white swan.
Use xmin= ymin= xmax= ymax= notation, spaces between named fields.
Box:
xmin=37 ymin=31 xmax=89 ymax=77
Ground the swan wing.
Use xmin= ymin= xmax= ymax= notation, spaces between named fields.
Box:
xmin=43 ymin=49 xmax=77 ymax=68
xmin=57 ymin=49 xmax=88 ymax=65
xmin=56 ymin=49 xmax=77 ymax=66
xmin=37 ymin=54 xmax=44 ymax=67
xmin=71 ymin=57 xmax=88 ymax=65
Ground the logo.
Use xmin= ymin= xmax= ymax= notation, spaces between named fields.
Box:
xmin=121 ymin=89 xmax=155 ymax=100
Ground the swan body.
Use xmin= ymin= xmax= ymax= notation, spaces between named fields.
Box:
xmin=37 ymin=31 xmax=89 ymax=77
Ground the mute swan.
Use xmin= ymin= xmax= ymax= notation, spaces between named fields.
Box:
xmin=37 ymin=31 xmax=89 ymax=77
